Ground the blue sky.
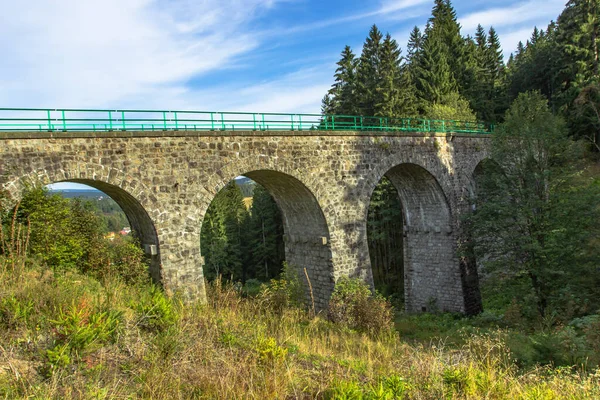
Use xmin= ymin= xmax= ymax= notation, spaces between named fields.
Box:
xmin=0 ymin=0 xmax=566 ymax=115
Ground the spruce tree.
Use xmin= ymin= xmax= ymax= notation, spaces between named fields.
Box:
xmin=426 ymin=0 xmax=466 ymax=92
xmin=356 ymin=25 xmax=384 ymax=117
xmin=375 ymin=34 xmax=412 ymax=119
xmin=249 ymin=185 xmax=284 ymax=280
xmin=414 ymin=35 xmax=456 ymax=104
xmin=406 ymin=26 xmax=423 ymax=65
xmin=329 ymin=46 xmax=358 ymax=115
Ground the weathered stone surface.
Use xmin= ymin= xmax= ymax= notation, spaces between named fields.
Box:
xmin=0 ymin=130 xmax=490 ymax=313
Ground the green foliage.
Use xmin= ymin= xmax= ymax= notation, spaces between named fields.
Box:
xmin=201 ymin=181 xmax=285 ymax=284
xmin=86 ymin=236 xmax=149 ymax=286
xmin=0 ymin=295 xmax=34 ymax=328
xmin=134 ymin=285 xmax=178 ymax=332
xmin=259 ymin=262 xmax=304 ymax=312
xmin=328 ymin=277 xmax=393 ymax=336
xmin=6 ymin=188 xmax=151 ymax=286
xmin=327 ymin=375 xmax=410 ymax=399
xmin=50 ymin=300 xmax=122 ymax=355
xmin=255 ymin=336 xmax=288 ymax=364
xmin=424 ymin=91 xmax=477 ymax=122
xmin=367 ymin=177 xmax=403 ymax=301
xmin=470 ymin=91 xmax=600 ymax=319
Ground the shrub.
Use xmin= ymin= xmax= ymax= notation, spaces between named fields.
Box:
xmin=242 ymin=278 xmax=264 ymax=297
xmin=259 ymin=262 xmax=304 ymax=312
xmin=328 ymin=277 xmax=393 ymax=336
xmin=86 ymin=235 xmax=150 ymax=286
xmin=135 ymin=285 xmax=178 ymax=332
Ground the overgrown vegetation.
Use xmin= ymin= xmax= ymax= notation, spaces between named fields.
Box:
xmin=201 ymin=181 xmax=285 ymax=283
xmin=2 ymin=187 xmax=600 ymax=398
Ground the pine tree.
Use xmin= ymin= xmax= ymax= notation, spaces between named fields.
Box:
xmin=249 ymin=185 xmax=284 ymax=280
xmin=356 ymin=25 xmax=384 ymax=117
xmin=475 ymin=24 xmax=487 ymax=50
xmin=329 ymin=46 xmax=358 ymax=115
xmin=374 ymin=34 xmax=418 ymax=119
xmin=415 ymin=35 xmax=456 ymax=104
xmin=200 ymin=182 xmax=249 ymax=281
xmin=426 ymin=0 xmax=466 ymax=92
xmin=406 ymin=26 xmax=423 ymax=65
xmin=367 ymin=177 xmax=404 ymax=297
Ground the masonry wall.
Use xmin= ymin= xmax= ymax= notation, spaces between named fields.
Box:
xmin=0 ymin=130 xmax=490 ymax=313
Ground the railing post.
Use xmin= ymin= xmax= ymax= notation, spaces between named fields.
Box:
xmin=253 ymin=113 xmax=257 ymax=130
xmin=121 ymin=111 xmax=126 ymax=130
xmin=210 ymin=112 xmax=215 ymax=130
xmin=162 ymin=111 xmax=167 ymax=130
xmin=61 ymin=110 xmax=66 ymax=131
xmin=262 ymin=113 xmax=265 ymax=130
xmin=442 ymin=120 xmax=445 ymax=132
xmin=108 ymin=111 xmax=113 ymax=130
xmin=46 ymin=110 xmax=52 ymax=131
xmin=174 ymin=112 xmax=179 ymax=130
xmin=220 ymin=112 xmax=225 ymax=130
xmin=298 ymin=115 xmax=303 ymax=130
xmin=332 ymin=115 xmax=335 ymax=130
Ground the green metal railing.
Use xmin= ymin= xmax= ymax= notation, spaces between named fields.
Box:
xmin=0 ymin=108 xmax=493 ymax=134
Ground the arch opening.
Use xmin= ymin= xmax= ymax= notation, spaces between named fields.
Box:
xmin=200 ymin=170 xmax=333 ymax=310
xmin=368 ymin=163 xmax=461 ymax=313
xmin=45 ymin=180 xmax=161 ymax=283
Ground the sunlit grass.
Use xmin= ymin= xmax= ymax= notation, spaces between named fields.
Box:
xmin=0 ymin=261 xmax=599 ymax=399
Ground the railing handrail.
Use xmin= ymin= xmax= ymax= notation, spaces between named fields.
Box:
xmin=0 ymin=107 xmax=493 ymax=134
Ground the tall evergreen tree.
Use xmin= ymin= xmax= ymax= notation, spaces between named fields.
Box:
xmin=328 ymin=46 xmax=358 ymax=115
xmin=374 ymin=34 xmax=418 ymax=118
xmin=356 ymin=25 xmax=384 ymax=117
xmin=249 ymin=185 xmax=285 ymax=280
xmin=414 ymin=35 xmax=456 ymax=104
xmin=406 ymin=26 xmax=424 ymax=65
xmin=200 ymin=182 xmax=248 ymax=281
xmin=426 ymin=0 xmax=467 ymax=92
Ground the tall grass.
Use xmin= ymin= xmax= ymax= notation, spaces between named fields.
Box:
xmin=0 ymin=258 xmax=598 ymax=399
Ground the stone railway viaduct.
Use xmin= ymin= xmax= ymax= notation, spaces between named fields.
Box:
xmin=0 ymin=130 xmax=490 ymax=314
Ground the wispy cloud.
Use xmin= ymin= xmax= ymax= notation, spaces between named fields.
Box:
xmin=459 ymin=0 xmax=564 ymax=31
xmin=266 ymin=0 xmax=429 ymax=37
xmin=0 ymin=0 xmax=569 ymax=112
xmin=0 ymin=0 xmax=278 ymax=108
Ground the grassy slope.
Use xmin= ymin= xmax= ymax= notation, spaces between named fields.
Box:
xmin=1 ymin=262 xmax=599 ymax=399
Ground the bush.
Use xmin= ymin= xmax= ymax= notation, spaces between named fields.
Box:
xmin=328 ymin=277 xmax=393 ymax=336
xmin=86 ymin=236 xmax=150 ymax=286
xmin=259 ymin=262 xmax=304 ymax=312
xmin=135 ymin=285 xmax=178 ymax=332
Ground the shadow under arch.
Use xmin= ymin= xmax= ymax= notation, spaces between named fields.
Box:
xmin=468 ymin=158 xmax=504 ymax=209
xmin=54 ymin=179 xmax=162 ymax=284
xmin=372 ymin=163 xmax=458 ymax=313
xmin=241 ymin=170 xmax=334 ymax=310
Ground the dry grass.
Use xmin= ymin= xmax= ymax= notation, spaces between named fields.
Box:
xmin=0 ymin=263 xmax=599 ymax=399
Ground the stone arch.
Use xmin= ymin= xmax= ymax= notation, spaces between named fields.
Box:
xmin=368 ymin=162 xmax=462 ymax=313
xmin=201 ymin=160 xmax=334 ymax=310
xmin=2 ymin=166 xmax=162 ymax=284
xmin=467 ymin=158 xmax=503 ymax=209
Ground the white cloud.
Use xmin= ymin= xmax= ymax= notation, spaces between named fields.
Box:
xmin=126 ymin=65 xmax=334 ymax=114
xmin=0 ymin=0 xmax=276 ymax=108
xmin=459 ymin=0 xmax=564 ymax=31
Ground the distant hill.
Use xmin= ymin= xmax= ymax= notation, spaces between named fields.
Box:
xmin=49 ymin=188 xmax=104 ymax=199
